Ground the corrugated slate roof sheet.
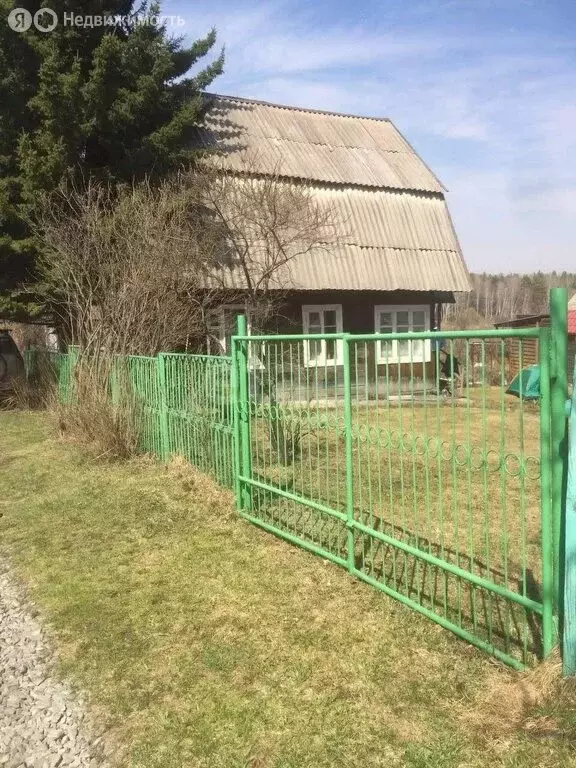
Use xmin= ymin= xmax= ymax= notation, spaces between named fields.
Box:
xmin=196 ymin=94 xmax=470 ymax=293
xmin=204 ymin=245 xmax=469 ymax=293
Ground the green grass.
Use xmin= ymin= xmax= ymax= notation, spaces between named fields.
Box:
xmin=1 ymin=411 xmax=576 ymax=768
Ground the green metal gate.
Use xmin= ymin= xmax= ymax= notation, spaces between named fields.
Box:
xmin=232 ymin=304 xmax=566 ymax=669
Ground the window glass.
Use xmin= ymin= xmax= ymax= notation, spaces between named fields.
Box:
xmin=308 ymin=311 xmax=321 ymax=329
xmin=413 ymin=310 xmax=426 ymax=331
xmin=396 ymin=311 xmax=410 ymax=333
xmin=378 ymin=312 xmax=393 ymax=333
xmin=324 ymin=310 xmax=337 ymax=331
xmin=325 ymin=338 xmax=335 ymax=361
xmin=398 ymin=339 xmax=410 ymax=359
xmin=379 ymin=340 xmax=393 ymax=360
xmin=309 ymin=339 xmax=322 ymax=362
xmin=415 ymin=339 xmax=425 ymax=359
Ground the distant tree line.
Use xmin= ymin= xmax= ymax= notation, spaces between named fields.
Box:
xmin=445 ymin=272 xmax=576 ymax=327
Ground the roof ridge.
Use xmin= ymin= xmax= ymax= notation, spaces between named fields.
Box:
xmin=205 ymin=92 xmax=392 ymax=124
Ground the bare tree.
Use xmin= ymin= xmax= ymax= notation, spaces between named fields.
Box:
xmin=37 ymin=159 xmax=339 ymax=355
xmin=190 ymin=156 xmax=340 ymax=332
xmin=36 ymin=177 xmax=220 ymax=357
xmin=33 ymin=160 xmax=339 ymax=455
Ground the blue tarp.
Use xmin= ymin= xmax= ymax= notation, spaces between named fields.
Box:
xmin=507 ymin=364 xmax=541 ymax=400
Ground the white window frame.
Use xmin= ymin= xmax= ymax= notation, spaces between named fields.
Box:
xmin=208 ymin=304 xmax=264 ymax=368
xmin=208 ymin=304 xmax=244 ymax=355
xmin=374 ymin=305 xmax=431 ymax=364
xmin=302 ymin=304 xmax=343 ymax=367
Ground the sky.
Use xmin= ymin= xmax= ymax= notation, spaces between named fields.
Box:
xmin=163 ymin=0 xmax=576 ymax=274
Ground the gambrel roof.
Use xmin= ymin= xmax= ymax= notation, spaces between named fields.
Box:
xmin=194 ymin=94 xmax=470 ymax=293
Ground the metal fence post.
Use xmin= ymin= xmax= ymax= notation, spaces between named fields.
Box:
xmin=343 ymin=336 xmax=355 ymax=573
xmin=539 ymin=327 xmax=554 ymax=658
xmin=235 ymin=315 xmax=252 ymax=512
xmin=23 ymin=347 xmax=35 ymax=380
xmin=63 ymin=345 xmax=79 ymax=405
xmin=157 ymin=353 xmax=170 ymax=462
xmin=563 ymin=354 xmax=576 ymax=674
xmin=550 ymin=287 xmax=568 ymax=624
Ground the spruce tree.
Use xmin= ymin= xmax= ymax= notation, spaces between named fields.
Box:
xmin=0 ymin=1 xmax=223 ymax=319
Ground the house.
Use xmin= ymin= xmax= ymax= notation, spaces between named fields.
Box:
xmin=195 ymin=94 xmax=470 ymax=374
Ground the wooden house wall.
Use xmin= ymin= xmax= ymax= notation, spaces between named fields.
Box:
xmin=263 ymin=290 xmax=440 ymax=387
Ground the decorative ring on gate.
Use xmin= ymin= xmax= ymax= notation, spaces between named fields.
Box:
xmin=524 ymin=455 xmax=541 ymax=480
xmin=426 ymin=436 xmax=441 ymax=459
xmin=469 ymin=445 xmax=485 ymax=471
xmin=368 ymin=425 xmax=381 ymax=445
xmin=440 ymin=439 xmax=453 ymax=461
xmin=454 ymin=442 xmax=470 ymax=466
xmin=378 ymin=430 xmax=392 ymax=450
xmin=503 ymin=453 xmax=522 ymax=477
xmin=485 ymin=449 xmax=502 ymax=473
xmin=413 ymin=434 xmax=427 ymax=456
xmin=399 ymin=432 xmax=412 ymax=452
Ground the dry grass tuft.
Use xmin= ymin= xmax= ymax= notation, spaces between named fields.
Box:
xmin=165 ymin=454 xmax=236 ymax=515
xmin=54 ymin=359 xmax=141 ymax=459
xmin=460 ymin=649 xmax=562 ymax=746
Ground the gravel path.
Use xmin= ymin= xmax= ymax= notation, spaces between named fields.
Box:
xmin=0 ymin=561 xmax=109 ymax=768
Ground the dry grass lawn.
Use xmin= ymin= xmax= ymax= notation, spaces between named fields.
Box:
xmin=1 ymin=412 xmax=576 ymax=767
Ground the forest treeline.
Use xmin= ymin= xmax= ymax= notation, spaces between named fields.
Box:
xmin=445 ymin=272 xmax=576 ymax=327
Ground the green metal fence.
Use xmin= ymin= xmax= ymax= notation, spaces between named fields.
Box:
xmin=24 ymin=347 xmax=77 ymax=404
xmin=231 ymin=313 xmax=565 ymax=670
xmin=37 ymin=292 xmax=568 ymax=669
xmin=115 ymin=353 xmax=235 ymax=488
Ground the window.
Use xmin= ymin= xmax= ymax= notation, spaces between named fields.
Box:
xmin=207 ymin=305 xmax=264 ymax=367
xmin=374 ymin=305 xmax=431 ymax=363
xmin=302 ymin=304 xmax=343 ymax=366
xmin=208 ymin=305 xmax=245 ymax=355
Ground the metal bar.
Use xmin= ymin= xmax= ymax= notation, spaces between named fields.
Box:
xmin=343 ymin=336 xmax=355 ymax=572
xmin=540 ymin=328 xmax=555 ymax=656
xmin=352 ymin=519 xmax=543 ymax=614
xmin=550 ymin=287 xmax=568 ymax=621
xmin=352 ymin=568 xmax=525 ymax=670
xmin=238 ymin=475 xmax=347 ymax=522
xmin=231 ymin=335 xmax=243 ymax=511
xmin=237 ymin=329 xmax=542 ymax=342
xmin=160 ymin=352 xmax=233 ymax=361
xmin=234 ymin=316 xmax=253 ymax=512
xmin=239 ymin=510 xmax=348 ymax=568
xmin=156 ymin=354 xmax=170 ymax=462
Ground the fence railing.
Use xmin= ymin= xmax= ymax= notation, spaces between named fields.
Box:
xmin=27 ymin=290 xmax=570 ymax=670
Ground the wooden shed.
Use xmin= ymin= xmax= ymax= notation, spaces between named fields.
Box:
xmin=495 ymin=303 xmax=576 ymax=383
